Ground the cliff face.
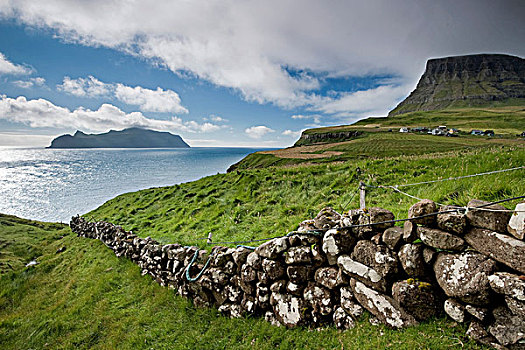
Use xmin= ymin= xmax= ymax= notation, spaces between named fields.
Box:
xmin=294 ymin=130 xmax=362 ymax=147
xmin=389 ymin=54 xmax=525 ymax=116
xmin=48 ymin=128 xmax=190 ymax=148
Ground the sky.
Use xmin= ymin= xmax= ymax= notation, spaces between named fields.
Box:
xmin=0 ymin=0 xmax=523 ymax=147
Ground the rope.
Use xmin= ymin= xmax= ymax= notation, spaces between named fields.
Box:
xmin=185 ymin=250 xmax=214 ymax=282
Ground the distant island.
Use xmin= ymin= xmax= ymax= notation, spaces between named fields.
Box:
xmin=47 ymin=128 xmax=190 ymax=148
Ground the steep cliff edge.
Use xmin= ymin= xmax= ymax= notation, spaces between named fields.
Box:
xmin=389 ymin=54 xmax=525 ymax=116
xmin=48 ymin=127 xmax=190 ymax=148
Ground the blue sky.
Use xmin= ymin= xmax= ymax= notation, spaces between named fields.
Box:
xmin=0 ymin=0 xmax=523 ymax=147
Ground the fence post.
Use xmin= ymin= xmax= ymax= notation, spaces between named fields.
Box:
xmin=359 ymin=182 xmax=366 ymax=210
xmin=207 ymin=232 xmax=213 ymax=244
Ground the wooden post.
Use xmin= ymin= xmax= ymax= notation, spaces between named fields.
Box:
xmin=359 ymin=182 xmax=366 ymax=210
xmin=207 ymin=232 xmax=213 ymax=244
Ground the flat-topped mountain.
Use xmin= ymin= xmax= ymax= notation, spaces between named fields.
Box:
xmin=389 ymin=54 xmax=525 ymax=116
xmin=48 ymin=127 xmax=190 ymax=148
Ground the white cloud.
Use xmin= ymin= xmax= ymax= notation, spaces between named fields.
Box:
xmin=282 ymin=129 xmax=302 ymax=137
xmin=58 ymin=76 xmax=112 ymax=97
xmin=114 ymin=84 xmax=188 ymax=113
xmin=209 ymin=115 xmax=227 ymax=122
xmin=12 ymin=77 xmax=46 ymax=88
xmin=0 ymin=1 xmax=523 ymax=114
xmin=0 ymin=95 xmax=217 ymax=133
xmin=245 ymin=125 xmax=275 ymax=139
xmin=291 ymin=114 xmax=321 ymax=124
xmin=0 ymin=52 xmax=31 ymax=75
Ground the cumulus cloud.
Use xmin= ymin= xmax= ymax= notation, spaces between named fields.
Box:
xmin=209 ymin=115 xmax=227 ymax=122
xmin=58 ymin=76 xmax=111 ymax=97
xmin=282 ymin=129 xmax=302 ymax=137
xmin=0 ymin=95 xmax=217 ymax=133
xmin=245 ymin=125 xmax=275 ymax=139
xmin=0 ymin=52 xmax=31 ymax=75
xmin=12 ymin=77 xmax=46 ymax=88
xmin=0 ymin=1 xmax=523 ymax=114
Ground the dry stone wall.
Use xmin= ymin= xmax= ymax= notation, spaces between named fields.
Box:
xmin=70 ymin=199 xmax=525 ymax=349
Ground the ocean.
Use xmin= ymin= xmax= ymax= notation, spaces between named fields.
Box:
xmin=0 ymin=147 xmax=267 ymax=223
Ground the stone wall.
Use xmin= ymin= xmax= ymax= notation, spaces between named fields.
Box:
xmin=70 ymin=199 xmax=525 ymax=349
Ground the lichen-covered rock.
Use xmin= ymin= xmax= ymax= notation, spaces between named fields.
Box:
xmin=444 ymin=298 xmax=466 ymax=323
xmin=465 ymin=304 xmax=489 ymax=322
xmin=322 ymin=228 xmax=356 ymax=265
xmin=488 ymin=272 xmax=525 ymax=301
xmin=297 ymin=219 xmax=317 ymax=233
xmin=340 ymin=286 xmax=364 ymax=319
xmin=338 ymin=255 xmax=388 ymax=292
xmin=392 ymin=280 xmax=440 ymax=321
xmin=418 ymin=226 xmax=465 ymax=251
xmin=465 ymin=228 xmax=525 ymax=274
xmin=398 ymin=244 xmax=426 ymax=278
xmin=382 ymin=226 xmax=404 ymax=250
xmin=403 ymin=220 xmax=418 ymax=243
xmin=303 ymin=283 xmax=333 ymax=316
xmin=314 ymin=207 xmax=341 ymax=230
xmin=437 ymin=206 xmax=468 ymax=235
xmin=467 ymin=199 xmax=512 ymax=233
xmin=408 ymin=199 xmax=437 ymax=226
xmin=271 ymin=293 xmax=305 ymax=328
xmin=314 ymin=267 xmax=342 ymax=289
xmin=351 ymin=240 xmax=399 ymax=282
xmin=232 ymin=246 xmax=252 ymax=266
xmin=241 ymin=294 xmax=256 ymax=314
xmin=434 ymin=252 xmax=497 ymax=305
xmin=506 ymin=296 xmax=525 ymax=318
xmin=422 ymin=247 xmax=436 ymax=265
xmin=240 ymin=264 xmax=257 ymax=283
xmin=285 ymin=246 xmax=312 ymax=265
xmin=488 ymin=306 xmax=525 ymax=346
xmin=287 ymin=265 xmax=314 ymax=284
xmin=508 ymin=202 xmax=525 ymax=240
xmin=245 ymin=252 xmax=262 ymax=269
xmin=358 ymin=207 xmax=395 ymax=231
xmin=255 ymin=237 xmax=289 ymax=260
xmin=270 ymin=280 xmax=287 ymax=294
xmin=350 ymin=279 xmax=418 ymax=329
xmin=286 ymin=281 xmax=305 ymax=296
xmin=264 ymin=311 xmax=281 ymax=327
xmin=261 ymin=259 xmax=285 ymax=281
xmin=333 ymin=307 xmax=356 ymax=330
xmin=467 ymin=320 xmax=500 ymax=348
xmin=288 ymin=233 xmax=320 ymax=246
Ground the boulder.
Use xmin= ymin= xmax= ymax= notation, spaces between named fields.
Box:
xmin=465 ymin=228 xmax=525 ymax=274
xmin=240 ymin=264 xmax=257 ymax=283
xmin=444 ymin=298 xmax=466 ymax=323
xmin=465 ymin=304 xmax=489 ymax=323
xmin=241 ymin=294 xmax=256 ymax=314
xmin=351 ymin=240 xmax=399 ymax=281
xmin=398 ymin=244 xmax=426 ymax=278
xmin=255 ymin=237 xmax=289 ymax=260
xmin=359 ymin=207 xmax=395 ymax=231
xmin=284 ymin=246 xmax=312 ymax=265
xmin=403 ymin=220 xmax=418 ymax=243
xmin=314 ymin=267 xmax=343 ymax=289
xmin=392 ymin=280 xmax=440 ymax=321
xmin=437 ymin=206 xmax=468 ymax=235
xmin=350 ymin=279 xmax=418 ymax=328
xmin=488 ymin=306 xmax=525 ymax=346
xmin=506 ymin=296 xmax=525 ymax=318
xmin=422 ymin=247 xmax=436 ymax=265
xmin=287 ymin=265 xmax=314 ymax=284
xmin=288 ymin=233 xmax=320 ymax=246
xmin=270 ymin=280 xmax=287 ymax=294
xmin=338 ymin=255 xmax=388 ymax=292
xmin=467 ymin=199 xmax=511 ymax=233
xmin=245 ymin=252 xmax=262 ymax=269
xmin=297 ymin=219 xmax=317 ymax=233
xmin=322 ymin=228 xmax=356 ymax=265
xmin=488 ymin=272 xmax=525 ymax=301
xmin=303 ymin=283 xmax=333 ymax=316
xmin=408 ymin=199 xmax=437 ymax=226
xmin=466 ymin=320 xmax=500 ymax=348
xmin=261 ymin=259 xmax=285 ymax=281
xmin=286 ymin=281 xmax=305 ymax=296
xmin=382 ymin=226 xmax=404 ymax=250
xmin=232 ymin=246 xmax=252 ymax=266
xmin=264 ymin=311 xmax=281 ymax=327
xmin=508 ymin=202 xmax=525 ymax=240
xmin=314 ymin=207 xmax=341 ymax=229
xmin=434 ymin=251 xmax=497 ymax=305
xmin=418 ymin=226 xmax=465 ymax=251
xmin=333 ymin=307 xmax=356 ymax=330
xmin=340 ymin=286 xmax=364 ymax=319
xmin=271 ymin=293 xmax=305 ymax=328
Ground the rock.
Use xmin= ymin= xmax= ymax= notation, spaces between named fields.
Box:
xmin=255 ymin=237 xmax=289 ymax=260
xmin=288 ymin=233 xmax=320 ymax=246
xmin=241 ymin=294 xmax=256 ymax=314
xmin=465 ymin=228 xmax=525 ymax=274
xmin=287 ymin=265 xmax=314 ymax=284
xmin=245 ymin=252 xmax=262 ymax=269
xmin=467 ymin=320 xmax=500 ymax=348
xmin=418 ymin=226 xmax=465 ymax=251
xmin=314 ymin=267 xmax=341 ymax=289
xmin=322 ymin=228 xmax=356 ymax=265
xmin=466 ymin=304 xmax=489 ymax=322
xmin=218 ymin=303 xmax=243 ymax=318
xmin=270 ymin=280 xmax=287 ymax=294
xmin=351 ymin=240 xmax=399 ymax=281
xmin=271 ymin=293 xmax=305 ymax=328
xmin=444 ymin=298 xmax=466 ymax=323
xmin=382 ymin=227 xmax=404 ymax=250
xmin=359 ymin=207 xmax=395 ymax=231
xmin=340 ymin=286 xmax=364 ymax=319
xmin=232 ymin=246 xmax=252 ymax=266
xmin=408 ymin=199 xmax=437 ymax=226
xmin=256 ymin=283 xmax=270 ymax=310
xmin=392 ymin=280 xmax=440 ymax=321
xmin=506 ymin=296 xmax=525 ymax=318
xmin=398 ymin=244 xmax=426 ymax=278
xmin=434 ymin=251 xmax=497 ymax=305
xmin=350 ymin=279 xmax=418 ymax=328
xmin=297 ymin=219 xmax=317 ymax=233
xmin=314 ymin=207 xmax=341 ymax=230
xmin=467 ymin=199 xmax=511 ymax=233
xmin=422 ymin=247 xmax=436 ymax=265
xmin=508 ymin=202 xmax=525 ymax=240
xmin=338 ymin=255 xmax=388 ymax=292
xmin=286 ymin=282 xmax=304 ymax=296
xmin=303 ymin=283 xmax=333 ymax=316
xmin=264 ymin=311 xmax=281 ymax=327
xmin=488 ymin=306 xmax=525 ymax=346
xmin=488 ymin=272 xmax=525 ymax=301
xmin=284 ymin=246 xmax=312 ymax=265
xmin=403 ymin=221 xmax=418 ymax=243
xmin=240 ymin=264 xmax=257 ymax=283
xmin=437 ymin=206 xmax=468 ymax=235
xmin=261 ymin=259 xmax=285 ymax=281
xmin=333 ymin=307 xmax=356 ymax=329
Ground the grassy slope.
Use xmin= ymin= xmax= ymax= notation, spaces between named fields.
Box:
xmin=0 ymin=214 xmax=484 ymax=349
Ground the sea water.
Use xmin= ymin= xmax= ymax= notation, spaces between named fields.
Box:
xmin=0 ymin=147 xmax=267 ymax=223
